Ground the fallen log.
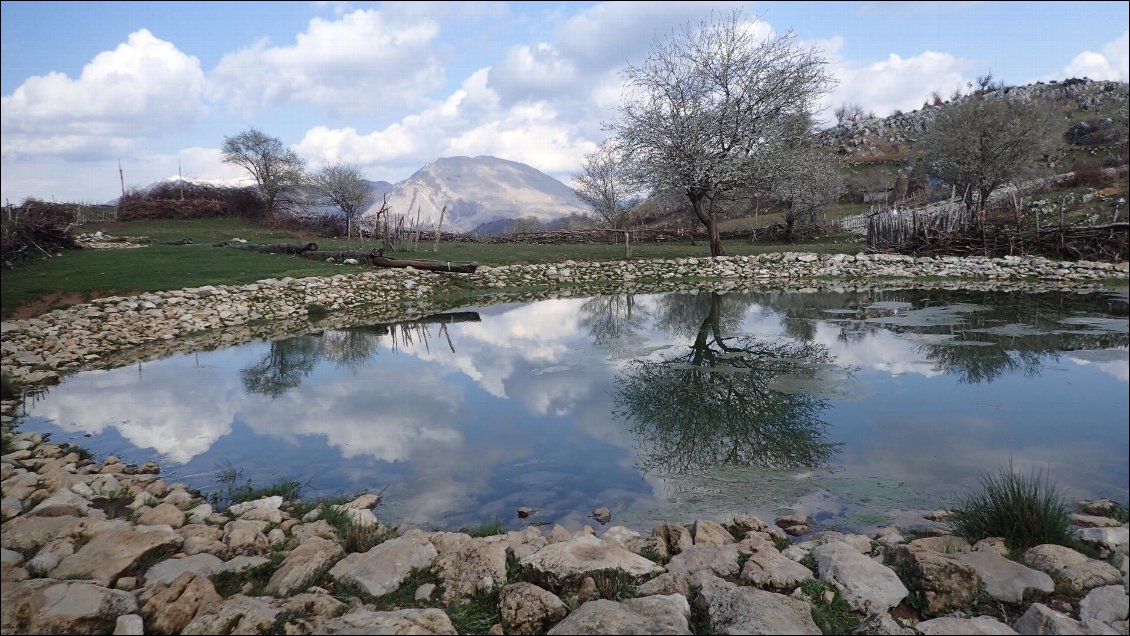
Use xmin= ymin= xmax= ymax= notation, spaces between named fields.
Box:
xmin=370 ymin=255 xmax=478 ymax=273
xmin=162 ymin=238 xmax=193 ymax=245
xmin=224 ymin=242 xmax=319 ymax=254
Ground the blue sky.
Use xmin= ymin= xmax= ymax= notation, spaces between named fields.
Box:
xmin=2 ymin=1 xmax=1127 ymax=204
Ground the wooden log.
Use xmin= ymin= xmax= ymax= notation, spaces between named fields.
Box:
xmin=371 ymin=255 xmax=478 ymax=273
xmin=162 ymin=238 xmax=193 ymax=245
xmin=226 ymin=242 xmax=319 ymax=254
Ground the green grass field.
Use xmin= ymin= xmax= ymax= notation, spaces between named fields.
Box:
xmin=1 ymin=217 xmax=865 ymax=319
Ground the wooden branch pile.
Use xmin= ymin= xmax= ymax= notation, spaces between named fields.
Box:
xmin=1 ymin=218 xmax=82 ymax=266
xmin=873 ymin=216 xmax=1128 ymax=262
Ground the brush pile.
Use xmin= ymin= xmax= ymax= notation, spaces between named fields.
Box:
xmin=1 ymin=203 xmax=83 ymax=267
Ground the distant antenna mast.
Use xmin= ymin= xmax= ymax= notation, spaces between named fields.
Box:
xmin=118 ymin=159 xmax=125 ymax=199
xmin=178 ymin=160 xmax=184 ymax=200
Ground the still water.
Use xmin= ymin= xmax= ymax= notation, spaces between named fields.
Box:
xmin=24 ymin=286 xmax=1130 ymax=532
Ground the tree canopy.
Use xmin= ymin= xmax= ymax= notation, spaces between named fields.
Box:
xmin=611 ymin=10 xmax=833 ymax=256
xmin=221 ymin=128 xmax=306 ymax=217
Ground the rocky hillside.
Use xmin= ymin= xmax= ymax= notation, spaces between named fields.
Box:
xmin=819 ymin=78 xmax=1129 ymax=159
xmin=361 ymin=155 xmax=588 ymax=233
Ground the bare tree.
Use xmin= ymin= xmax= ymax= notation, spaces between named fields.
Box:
xmin=573 ymin=139 xmax=635 ymax=229
xmin=310 ymin=163 xmax=374 ymax=240
xmin=611 ymin=10 xmax=833 ymax=257
xmin=919 ymin=95 xmax=1062 ymax=221
xmin=221 ymin=128 xmax=306 ymax=217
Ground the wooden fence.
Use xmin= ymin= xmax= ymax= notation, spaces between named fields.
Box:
xmin=74 ymin=205 xmax=117 ymax=225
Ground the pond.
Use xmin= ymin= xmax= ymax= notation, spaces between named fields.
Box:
xmin=22 ymin=285 xmax=1130 ymax=533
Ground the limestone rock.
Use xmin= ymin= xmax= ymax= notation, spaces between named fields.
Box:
xmin=639 ymin=573 xmax=689 ymax=597
xmin=181 ymin=594 xmax=278 ymax=635
xmin=891 ymin=544 xmax=981 ymax=614
xmin=916 ymin=616 xmax=1019 ymax=635
xmin=139 ymin=572 xmax=222 ymax=635
xmin=227 ymin=495 xmax=282 ymax=516
xmin=591 ymin=507 xmax=612 ymax=525
xmin=0 ymin=579 xmax=139 ymax=635
xmin=693 ymin=519 xmax=735 ymax=545
xmin=113 ymin=614 xmax=145 ymax=635
xmin=1071 ymin=514 xmax=1125 ymax=528
xmin=1079 ymin=586 xmax=1129 ymax=628
xmin=1075 ymin=526 xmax=1130 ymax=552
xmin=316 ymin=608 xmax=457 ymax=635
xmin=0 ymin=514 xmax=86 ymax=552
xmin=50 ymin=523 xmax=183 ymax=587
xmin=907 ymin=535 xmax=972 ymax=554
xmin=692 ymin=573 xmax=820 ymax=635
xmin=499 ymin=582 xmax=568 ymax=635
xmin=520 ymin=534 xmax=664 ymax=590
xmin=654 ymin=523 xmax=693 ymax=557
xmin=144 ymin=553 xmax=224 ymax=586
xmin=137 ymin=503 xmax=186 ymax=528
xmin=546 ymin=525 xmax=572 ymax=545
xmin=1012 ymin=602 xmax=1112 ymax=635
xmin=954 ymin=549 xmax=1054 ymax=603
xmin=223 ymin=519 xmax=270 ymax=555
xmin=812 ymin=541 xmax=908 ymax=612
xmin=547 ymin=595 xmax=692 ymax=635
xmin=328 ymin=530 xmax=438 ymax=597
xmin=1022 ymin=544 xmax=1122 ymax=589
xmin=740 ymin=541 xmax=814 ymax=590
xmin=266 ymin=537 xmax=344 ymax=596
xmin=29 ymin=489 xmax=90 ymax=517
xmin=665 ymin=543 xmax=743 ymax=579
xmin=434 ymin=538 xmax=508 ymax=604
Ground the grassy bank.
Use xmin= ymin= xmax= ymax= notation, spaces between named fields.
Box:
xmin=2 ymin=218 xmax=864 ymax=319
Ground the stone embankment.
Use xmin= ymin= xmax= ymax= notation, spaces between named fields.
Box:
xmin=1 ymin=434 xmax=1127 ymax=635
xmin=3 ymin=252 xmax=1127 ymax=385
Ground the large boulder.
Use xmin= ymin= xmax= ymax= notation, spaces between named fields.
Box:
xmin=0 ymin=514 xmax=87 ymax=552
xmin=0 ymin=579 xmax=139 ymax=635
xmin=812 ymin=541 xmax=908 ymax=612
xmin=692 ymin=573 xmax=820 ymax=635
xmin=136 ymin=503 xmax=186 ymax=528
xmin=266 ymin=537 xmax=344 ymax=596
xmin=692 ymin=520 xmax=736 ymax=545
xmin=328 ymin=530 xmax=438 ymax=597
xmin=144 ymin=553 xmax=224 ymax=586
xmin=50 ymin=523 xmax=183 ymax=587
xmin=1079 ymin=586 xmax=1129 ymax=630
xmin=1012 ymin=602 xmax=1118 ymax=635
xmin=891 ymin=544 xmax=981 ymax=614
xmin=520 ymin=534 xmax=664 ymax=591
xmin=666 ymin=544 xmax=743 ymax=579
xmin=1022 ymin=544 xmax=1122 ymax=589
xmin=739 ymin=539 xmax=814 ymax=591
xmin=547 ymin=595 xmax=692 ymax=635
xmin=498 ymin=582 xmax=568 ymax=635
xmin=954 ymin=549 xmax=1054 ymax=603
xmin=434 ymin=537 xmax=508 ymax=604
xmin=316 ymin=608 xmax=457 ymax=635
xmin=180 ymin=594 xmax=278 ymax=635
xmin=139 ymin=572 xmax=222 ymax=635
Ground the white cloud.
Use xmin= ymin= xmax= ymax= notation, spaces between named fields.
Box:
xmin=1065 ymin=31 xmax=1130 ymax=82
xmin=1 ymin=29 xmax=207 ymax=161
xmin=209 ymin=9 xmax=445 ymax=117
xmin=823 ymin=44 xmax=972 ymax=117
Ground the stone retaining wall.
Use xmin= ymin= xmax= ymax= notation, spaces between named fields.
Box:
xmin=2 ymin=253 xmax=1127 ymax=386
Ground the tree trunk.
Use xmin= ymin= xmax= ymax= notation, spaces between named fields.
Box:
xmin=688 ymin=190 xmax=726 ymax=257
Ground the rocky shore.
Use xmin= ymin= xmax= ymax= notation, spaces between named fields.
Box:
xmin=2 ymin=253 xmax=1128 ymax=634
xmin=1 ymin=431 xmax=1127 ymax=635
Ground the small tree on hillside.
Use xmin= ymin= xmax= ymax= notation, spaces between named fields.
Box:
xmin=612 ymin=10 xmax=833 ymax=257
xmin=221 ymin=128 xmax=306 ymax=217
xmin=919 ymin=95 xmax=1062 ymax=222
xmin=573 ymin=139 xmax=636 ymax=230
xmin=769 ymin=117 xmax=844 ymax=241
xmin=310 ymin=164 xmax=374 ymax=240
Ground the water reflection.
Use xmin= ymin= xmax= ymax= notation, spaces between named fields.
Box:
xmin=22 ymin=286 xmax=1128 ymax=529
xmin=615 ymin=292 xmax=840 ymax=474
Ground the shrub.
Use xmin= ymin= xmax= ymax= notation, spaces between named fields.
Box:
xmin=946 ymin=462 xmax=1070 ymax=551
xmin=1072 ymin=159 xmax=1112 ymax=188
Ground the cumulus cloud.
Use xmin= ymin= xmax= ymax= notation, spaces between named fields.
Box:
xmin=209 ymin=8 xmax=445 ymax=116
xmin=820 ymin=38 xmax=972 ymax=118
xmin=1065 ymin=30 xmax=1130 ymax=82
xmin=1 ymin=29 xmax=207 ymax=161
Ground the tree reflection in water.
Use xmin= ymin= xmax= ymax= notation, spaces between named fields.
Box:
xmin=614 ymin=292 xmax=841 ymax=474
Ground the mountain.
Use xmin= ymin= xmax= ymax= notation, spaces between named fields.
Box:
xmin=361 ymin=155 xmax=587 ymax=232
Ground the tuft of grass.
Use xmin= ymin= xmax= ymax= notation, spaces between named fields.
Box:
xmin=798 ymin=579 xmax=861 ymax=635
xmin=208 ymin=464 xmax=308 ymax=508
xmin=946 ymin=462 xmax=1070 ymax=551
xmin=319 ymin=503 xmax=398 ymax=553
xmin=305 ymin=303 xmax=329 ymax=319
xmin=211 ymin=551 xmax=287 ymax=597
xmin=445 ymin=589 xmax=502 ymax=635
xmin=591 ymin=569 xmax=638 ymax=601
xmin=466 ymin=519 xmax=507 ymax=538
xmin=60 ymin=443 xmax=94 ymax=462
